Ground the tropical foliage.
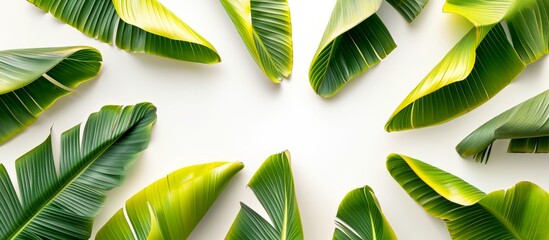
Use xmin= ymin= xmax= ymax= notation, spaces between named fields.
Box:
xmin=27 ymin=0 xmax=220 ymax=63
xmin=220 ymin=0 xmax=293 ymax=83
xmin=309 ymin=0 xmax=428 ymax=97
xmin=0 ymin=46 xmax=101 ymax=144
xmin=0 ymin=103 xmax=156 ymax=239
xmin=226 ymin=150 xmax=304 ymax=240
xmin=333 ymin=186 xmax=397 ymax=240
xmin=97 ymin=162 xmax=243 ymax=240
xmin=386 ymin=0 xmax=548 ymax=131
xmin=388 ymin=153 xmax=549 ymax=239
xmin=457 ymin=90 xmax=549 ymax=163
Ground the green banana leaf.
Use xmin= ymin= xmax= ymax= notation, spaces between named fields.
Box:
xmin=28 ymin=0 xmax=220 ymax=63
xmin=387 ymin=0 xmax=430 ymax=22
xmin=333 ymin=186 xmax=397 ymax=240
xmin=387 ymin=153 xmax=549 ymax=239
xmin=220 ymin=0 xmax=293 ymax=83
xmin=309 ymin=0 xmax=428 ymax=97
xmin=444 ymin=0 xmax=548 ymax=64
xmin=226 ymin=150 xmax=304 ymax=240
xmin=0 ymin=46 xmax=101 ymax=144
xmin=96 ymin=162 xmax=244 ymax=240
xmin=0 ymin=102 xmax=156 ymax=240
xmin=386 ymin=0 xmax=548 ymax=131
xmin=457 ymin=90 xmax=549 ymax=163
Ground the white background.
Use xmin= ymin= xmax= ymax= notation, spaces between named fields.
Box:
xmin=1 ymin=0 xmax=549 ymax=239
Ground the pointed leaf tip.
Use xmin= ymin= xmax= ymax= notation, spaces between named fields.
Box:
xmin=30 ymin=0 xmax=220 ymax=63
xmin=333 ymin=186 xmax=397 ymax=240
xmin=227 ymin=150 xmax=303 ymax=240
xmin=97 ymin=161 xmax=243 ymax=240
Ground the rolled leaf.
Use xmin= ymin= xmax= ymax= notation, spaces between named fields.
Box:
xmin=28 ymin=0 xmax=220 ymax=63
xmin=333 ymin=186 xmax=397 ymax=240
xmin=0 ymin=103 xmax=156 ymax=240
xmin=386 ymin=0 xmax=547 ymax=131
xmin=457 ymin=90 xmax=549 ymax=163
xmin=309 ymin=0 xmax=429 ymax=97
xmin=505 ymin=0 xmax=548 ymax=64
xmin=388 ymin=153 xmax=549 ymax=239
xmin=385 ymin=24 xmax=525 ymax=131
xmin=226 ymin=150 xmax=303 ymax=240
xmin=220 ymin=0 xmax=293 ymax=83
xmin=96 ymin=162 xmax=244 ymax=240
xmin=309 ymin=0 xmax=394 ymax=97
xmin=444 ymin=0 xmax=548 ymax=64
xmin=0 ymin=46 xmax=101 ymax=144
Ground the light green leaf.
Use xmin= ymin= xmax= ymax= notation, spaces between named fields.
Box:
xmin=386 ymin=0 xmax=548 ymax=131
xmin=333 ymin=186 xmax=397 ymax=240
xmin=387 ymin=154 xmax=485 ymax=207
xmin=385 ymin=24 xmax=525 ymax=131
xmin=96 ymin=161 xmax=244 ymax=240
xmin=309 ymin=0 xmax=429 ymax=97
xmin=457 ymin=90 xmax=549 ymax=163
xmin=226 ymin=150 xmax=303 ymax=240
xmin=220 ymin=0 xmax=293 ymax=83
xmin=388 ymin=154 xmax=549 ymax=239
xmin=0 ymin=46 xmax=101 ymax=144
xmin=0 ymin=103 xmax=156 ymax=240
xmin=28 ymin=0 xmax=220 ymax=63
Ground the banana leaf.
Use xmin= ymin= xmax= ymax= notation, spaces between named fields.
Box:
xmin=309 ymin=0 xmax=428 ymax=97
xmin=333 ymin=186 xmax=397 ymax=240
xmin=386 ymin=0 xmax=548 ymax=131
xmin=28 ymin=0 xmax=220 ymax=63
xmin=457 ymin=90 xmax=549 ymax=163
xmin=220 ymin=0 xmax=293 ymax=83
xmin=96 ymin=162 xmax=244 ymax=240
xmin=444 ymin=0 xmax=548 ymax=64
xmin=0 ymin=46 xmax=101 ymax=144
xmin=0 ymin=103 xmax=156 ymax=239
xmin=388 ymin=153 xmax=549 ymax=239
xmin=387 ymin=0 xmax=430 ymax=22
xmin=226 ymin=150 xmax=303 ymax=240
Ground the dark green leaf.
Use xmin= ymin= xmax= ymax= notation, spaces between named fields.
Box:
xmin=0 ymin=103 xmax=156 ymax=240
xmin=0 ymin=46 xmax=101 ymax=144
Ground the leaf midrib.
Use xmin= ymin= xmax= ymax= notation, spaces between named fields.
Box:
xmin=281 ymin=194 xmax=288 ymax=240
xmin=7 ymin=117 xmax=136 ymax=239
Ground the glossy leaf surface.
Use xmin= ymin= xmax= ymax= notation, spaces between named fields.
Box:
xmin=386 ymin=0 xmax=547 ymax=131
xmin=28 ymin=0 xmax=220 ymax=63
xmin=221 ymin=0 xmax=293 ymax=82
xmin=97 ymin=162 xmax=243 ymax=240
xmin=226 ymin=150 xmax=303 ymax=240
xmin=457 ymin=90 xmax=549 ymax=162
xmin=333 ymin=186 xmax=397 ymax=240
xmin=385 ymin=24 xmax=525 ymax=131
xmin=388 ymin=153 xmax=549 ymax=239
xmin=0 ymin=46 xmax=101 ymax=144
xmin=309 ymin=0 xmax=394 ymax=97
xmin=0 ymin=103 xmax=156 ymax=240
